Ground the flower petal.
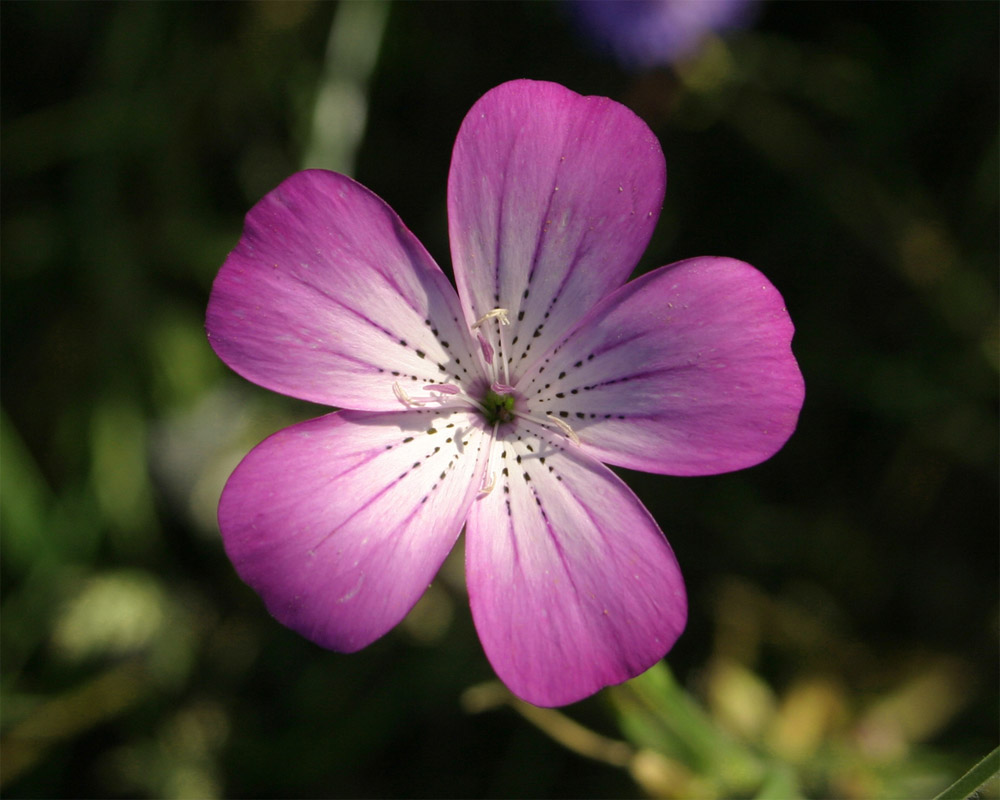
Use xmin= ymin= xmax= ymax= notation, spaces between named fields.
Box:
xmin=448 ymin=80 xmax=666 ymax=385
xmin=207 ymin=170 xmax=482 ymax=410
xmin=466 ymin=424 xmax=686 ymax=707
xmin=219 ymin=408 xmax=487 ymax=652
xmin=519 ymin=257 xmax=805 ymax=476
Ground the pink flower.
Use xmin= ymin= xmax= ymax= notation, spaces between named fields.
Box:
xmin=569 ymin=0 xmax=759 ymax=70
xmin=206 ymin=80 xmax=804 ymax=707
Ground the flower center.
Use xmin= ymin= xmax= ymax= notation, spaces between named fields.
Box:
xmin=389 ymin=305 xmax=581 ymax=486
xmin=482 ymin=388 xmax=516 ymax=426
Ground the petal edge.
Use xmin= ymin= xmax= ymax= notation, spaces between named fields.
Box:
xmin=465 ymin=425 xmax=687 ymax=707
xmin=208 ymin=170 xmax=481 ymax=410
xmin=448 ymin=80 xmax=666 ymax=384
xmin=518 ymin=256 xmax=805 ymax=476
xmin=220 ymin=409 xmax=487 ymax=652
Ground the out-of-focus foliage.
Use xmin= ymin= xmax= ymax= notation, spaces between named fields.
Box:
xmin=1 ymin=2 xmax=996 ymax=798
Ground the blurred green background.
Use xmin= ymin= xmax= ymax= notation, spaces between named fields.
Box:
xmin=2 ymin=2 xmax=997 ymax=798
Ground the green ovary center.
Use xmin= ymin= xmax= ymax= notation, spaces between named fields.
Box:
xmin=483 ymin=389 xmax=516 ymax=426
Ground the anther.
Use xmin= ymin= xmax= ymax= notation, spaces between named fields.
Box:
xmin=394 ymin=380 xmax=488 ymax=415
xmin=393 ymin=382 xmax=413 ymax=405
xmin=476 ymin=420 xmax=502 ymax=498
xmin=472 ymin=308 xmax=510 ymax=329
xmin=479 ymin=471 xmax=497 ymax=496
xmin=545 ymin=413 xmax=580 ymax=444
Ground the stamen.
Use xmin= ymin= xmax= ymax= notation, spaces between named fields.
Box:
xmin=491 ymin=381 xmax=515 ymax=393
xmin=392 ymin=380 xmax=488 ymax=415
xmin=472 ymin=309 xmax=512 ymax=384
xmin=479 ymin=471 xmax=497 ymax=496
xmin=472 ymin=308 xmax=510 ymax=329
xmin=514 ymin=408 xmax=581 ymax=444
xmin=545 ymin=413 xmax=581 ymax=444
xmin=393 ymin=381 xmax=413 ymax=405
xmin=477 ymin=421 xmax=501 ymax=497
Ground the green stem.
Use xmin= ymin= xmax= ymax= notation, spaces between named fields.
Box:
xmin=302 ymin=0 xmax=390 ymax=174
xmin=612 ymin=662 xmax=764 ymax=792
xmin=933 ymin=746 xmax=1000 ymax=800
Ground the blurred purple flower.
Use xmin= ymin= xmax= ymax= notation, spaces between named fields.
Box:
xmin=206 ymin=80 xmax=803 ymax=707
xmin=570 ymin=0 xmax=759 ymax=69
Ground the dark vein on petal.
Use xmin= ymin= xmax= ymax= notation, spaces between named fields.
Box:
xmin=312 ymin=418 xmax=471 ymax=550
xmin=514 ymin=231 xmax=596 ymax=380
xmin=558 ymin=468 xmax=635 ymax=658
xmin=514 ymin=441 xmax=584 ymax=614
xmin=500 ymin=449 xmax=521 ymax=572
xmin=282 ymin=258 xmax=482 ymax=376
xmin=521 ymin=329 xmax=650 ymax=397
xmin=523 ymin=158 xmax=563 ymax=289
xmin=531 ymin=439 xmax=635 ymax=657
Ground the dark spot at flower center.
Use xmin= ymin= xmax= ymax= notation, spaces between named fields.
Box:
xmin=482 ymin=389 xmax=516 ymax=426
